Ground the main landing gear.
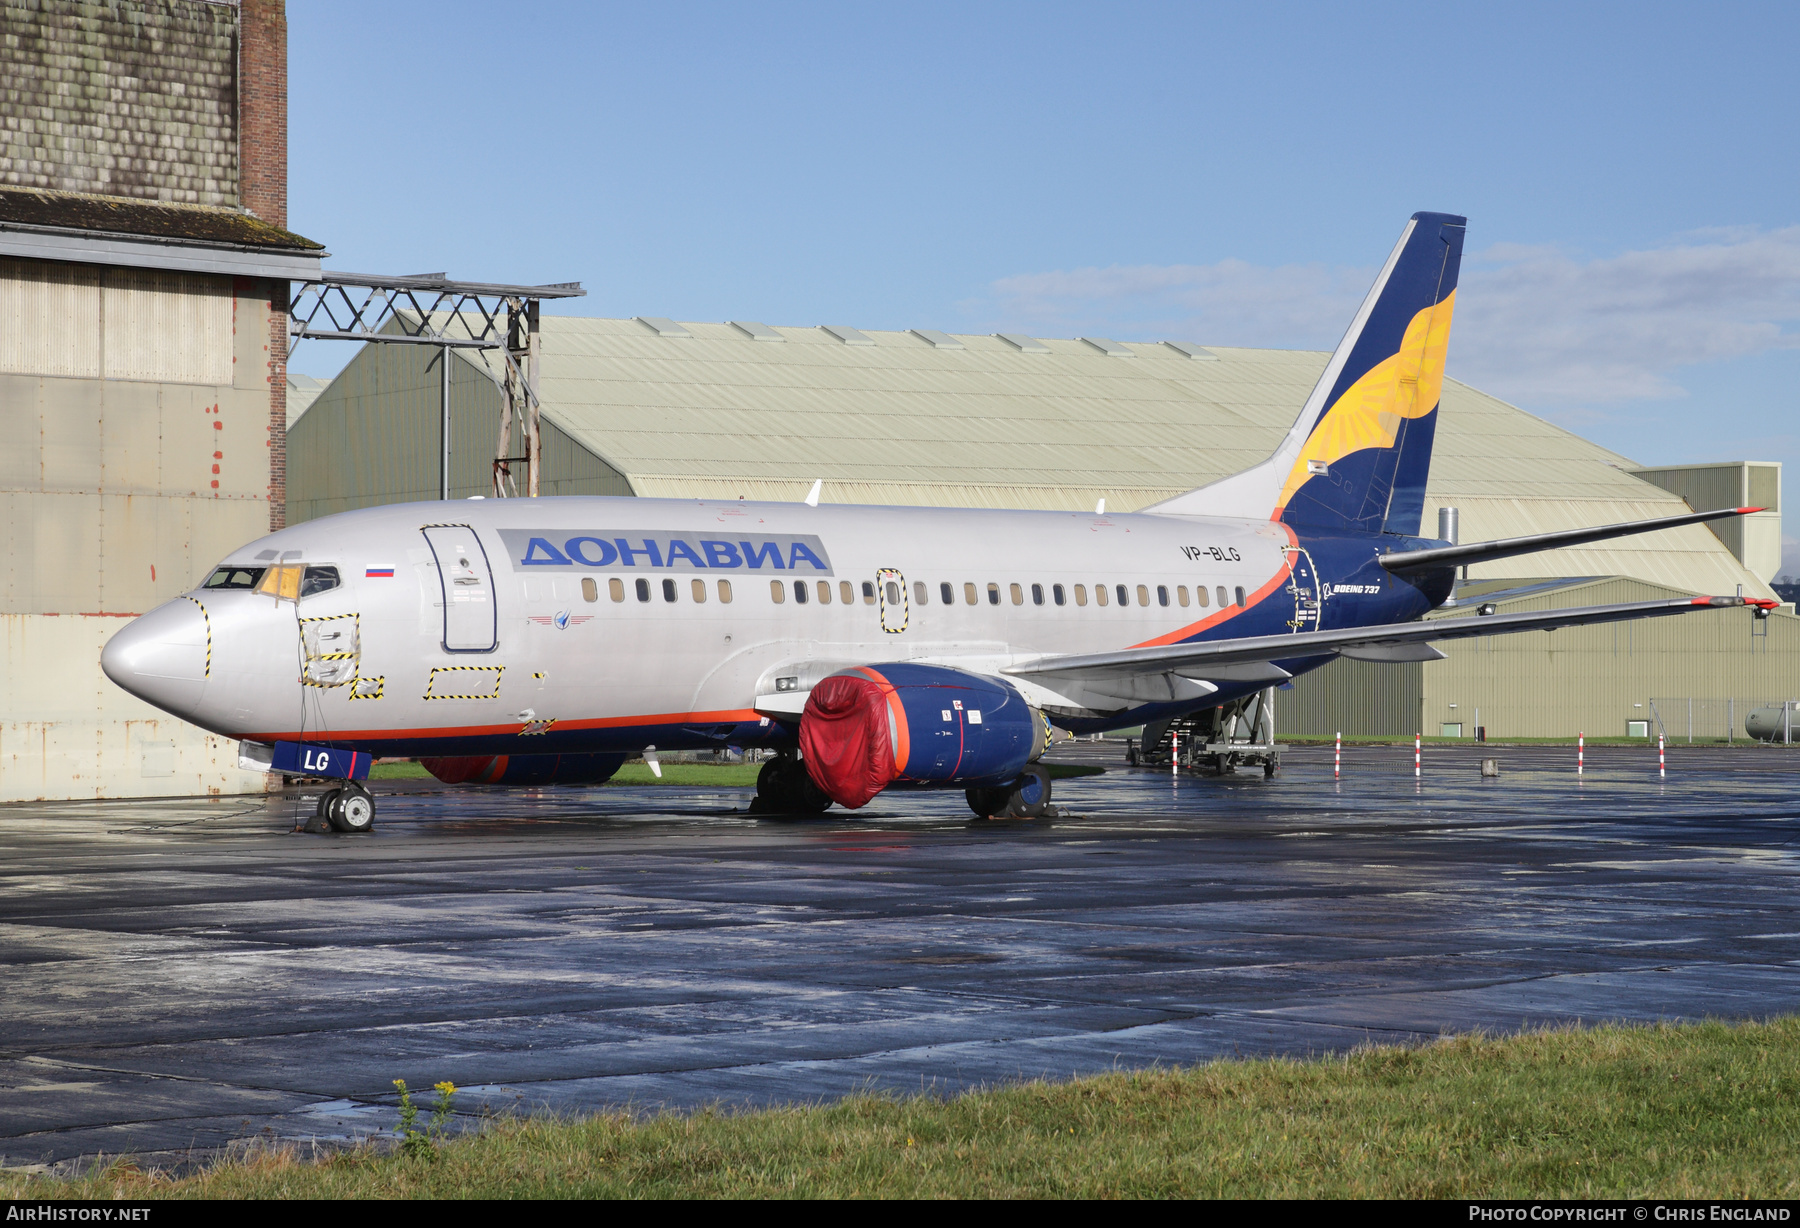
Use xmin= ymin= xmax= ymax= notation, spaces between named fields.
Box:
xmin=305 ymin=781 xmax=376 ymax=833
xmin=749 ymin=754 xmax=833 ymax=815
xmin=966 ymin=763 xmax=1052 ymax=820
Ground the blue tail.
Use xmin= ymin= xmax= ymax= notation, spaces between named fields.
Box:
xmin=1147 ymin=212 xmax=1465 ymax=536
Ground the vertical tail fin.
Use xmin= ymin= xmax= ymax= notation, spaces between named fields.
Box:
xmin=1147 ymin=212 xmax=1465 ymax=535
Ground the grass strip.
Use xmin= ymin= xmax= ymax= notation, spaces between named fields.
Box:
xmin=10 ymin=1019 xmax=1800 ymax=1199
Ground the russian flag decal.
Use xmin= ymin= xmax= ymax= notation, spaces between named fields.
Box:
xmin=365 ymin=566 xmax=395 ymax=578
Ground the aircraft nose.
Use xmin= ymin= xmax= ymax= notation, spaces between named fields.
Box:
xmin=101 ymin=599 xmax=210 ymax=716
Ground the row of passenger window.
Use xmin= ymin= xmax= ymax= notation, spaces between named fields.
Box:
xmin=578 ymin=576 xmax=1248 ymax=610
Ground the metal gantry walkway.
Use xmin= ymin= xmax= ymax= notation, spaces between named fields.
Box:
xmin=287 ymin=272 xmax=586 ymax=498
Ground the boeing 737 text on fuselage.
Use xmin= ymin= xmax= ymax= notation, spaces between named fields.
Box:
xmin=100 ymin=214 xmax=1772 ymax=831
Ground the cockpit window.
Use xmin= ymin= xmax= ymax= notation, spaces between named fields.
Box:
xmin=300 ymin=566 xmax=341 ymax=598
xmin=204 ymin=566 xmax=266 ymax=590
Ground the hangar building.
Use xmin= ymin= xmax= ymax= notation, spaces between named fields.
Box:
xmin=0 ymin=0 xmax=321 ymax=800
xmin=290 ymin=317 xmax=1797 ymax=740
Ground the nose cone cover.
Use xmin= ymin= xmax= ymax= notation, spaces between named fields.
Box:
xmin=101 ymin=599 xmax=210 ymax=716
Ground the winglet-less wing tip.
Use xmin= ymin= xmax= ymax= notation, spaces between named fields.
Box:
xmin=1696 ymin=595 xmax=1779 ymax=611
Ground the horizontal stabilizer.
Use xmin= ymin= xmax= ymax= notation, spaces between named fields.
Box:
xmin=1005 ymin=594 xmax=1775 ymax=687
xmin=1380 ymin=506 xmax=1763 ymax=574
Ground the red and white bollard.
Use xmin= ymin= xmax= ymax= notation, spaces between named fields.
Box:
xmin=1658 ymin=732 xmax=1666 ymax=779
xmin=1334 ymin=731 xmax=1342 ymax=780
xmin=1171 ymin=731 xmax=1179 ymax=777
xmin=1414 ymin=732 xmax=1421 ymax=779
xmin=1578 ymin=732 xmax=1585 ymax=775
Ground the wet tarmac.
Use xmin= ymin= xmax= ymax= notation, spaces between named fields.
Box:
xmin=3 ymin=740 xmax=1799 ymax=1170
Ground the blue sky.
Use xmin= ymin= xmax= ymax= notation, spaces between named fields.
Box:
xmin=289 ymin=1 xmax=1800 ymax=570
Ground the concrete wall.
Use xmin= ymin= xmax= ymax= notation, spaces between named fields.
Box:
xmin=0 ymin=257 xmax=277 ymax=800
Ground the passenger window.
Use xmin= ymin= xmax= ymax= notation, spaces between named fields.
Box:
xmin=1156 ymin=585 xmax=1168 ymax=607
xmin=691 ymin=578 xmax=707 ymax=603
xmin=940 ymin=581 xmax=953 ymax=604
xmin=635 ymin=578 xmax=651 ymax=603
xmin=1074 ymin=584 xmax=1088 ymax=606
xmin=794 ymin=580 xmax=809 ymax=604
xmin=963 ymin=582 xmax=978 ymax=606
xmin=817 ymin=580 xmax=832 ymax=604
xmin=300 ymin=566 xmax=341 ymax=598
xmin=1031 ymin=583 xmax=1044 ymax=606
xmin=1053 ymin=583 xmax=1065 ymax=606
xmin=1116 ymin=584 xmax=1129 ymax=607
xmin=1177 ymin=585 xmax=1189 ymax=607
xmin=841 ymin=580 xmax=856 ymax=604
xmin=1010 ymin=583 xmax=1024 ymax=605
xmin=914 ymin=581 xmax=928 ymax=605
xmin=1196 ymin=585 xmax=1209 ymax=608
xmin=1096 ymin=584 xmax=1108 ymax=607
xmin=1216 ymin=585 xmax=1228 ymax=608
xmin=862 ymin=580 xmax=876 ymax=605
xmin=1235 ymin=585 xmax=1247 ymax=607
xmin=662 ymin=578 xmax=678 ymax=602
xmin=609 ymin=578 xmax=625 ymax=602
xmin=770 ymin=580 xmax=786 ymax=604
xmin=886 ymin=581 xmax=901 ymax=605
xmin=717 ymin=579 xmax=733 ymax=603
xmin=987 ymin=583 xmax=1001 ymax=605
xmin=1136 ymin=585 xmax=1149 ymax=607
xmin=582 ymin=577 xmax=599 ymax=603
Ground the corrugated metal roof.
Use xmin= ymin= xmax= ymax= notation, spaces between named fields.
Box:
xmin=286 ymin=373 xmax=329 ymax=424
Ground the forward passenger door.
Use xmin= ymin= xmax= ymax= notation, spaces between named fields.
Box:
xmin=422 ymin=524 xmax=498 ymax=652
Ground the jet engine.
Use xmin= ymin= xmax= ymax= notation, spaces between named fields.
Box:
xmin=420 ymin=752 xmax=627 ymax=786
xmin=798 ymin=663 xmax=1048 ymax=808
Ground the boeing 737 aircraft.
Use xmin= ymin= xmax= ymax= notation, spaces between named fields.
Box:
xmin=101 ymin=213 xmax=1771 ymax=831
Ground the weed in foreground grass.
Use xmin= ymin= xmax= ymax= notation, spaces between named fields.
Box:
xmin=8 ymin=1019 xmax=1800 ymax=1199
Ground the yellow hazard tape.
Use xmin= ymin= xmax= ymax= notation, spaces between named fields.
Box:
xmin=181 ymin=596 xmax=212 ymax=679
xmin=424 ymin=665 xmax=505 ymax=700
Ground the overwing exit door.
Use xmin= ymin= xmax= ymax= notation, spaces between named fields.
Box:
xmin=422 ymin=525 xmax=498 ymax=651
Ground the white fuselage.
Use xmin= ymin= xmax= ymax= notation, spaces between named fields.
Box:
xmin=103 ymin=495 xmax=1419 ymax=756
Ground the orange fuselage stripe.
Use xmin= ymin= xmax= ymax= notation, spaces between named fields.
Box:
xmin=246 ymin=706 xmax=765 ymax=744
xmin=1128 ymin=523 xmax=1300 ymax=649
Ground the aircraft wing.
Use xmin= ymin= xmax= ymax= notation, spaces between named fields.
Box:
xmin=1003 ymin=594 xmax=1774 ymax=692
xmin=1377 ymin=506 xmax=1762 ymax=574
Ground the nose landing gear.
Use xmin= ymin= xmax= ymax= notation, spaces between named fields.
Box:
xmin=302 ymin=781 xmax=376 ymax=834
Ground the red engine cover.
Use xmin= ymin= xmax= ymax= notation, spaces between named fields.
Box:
xmin=798 ymin=671 xmax=903 ymax=808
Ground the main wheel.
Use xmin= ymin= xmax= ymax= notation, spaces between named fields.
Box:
xmin=964 ymin=785 xmax=1011 ymax=819
xmin=998 ymin=764 xmax=1052 ymax=819
xmin=789 ymin=765 xmax=833 ymax=814
xmin=327 ymin=784 xmax=375 ymax=833
xmin=752 ymin=756 xmax=833 ymax=815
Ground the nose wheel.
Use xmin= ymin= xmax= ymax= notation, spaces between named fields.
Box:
xmin=313 ymin=781 xmax=376 ymax=833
